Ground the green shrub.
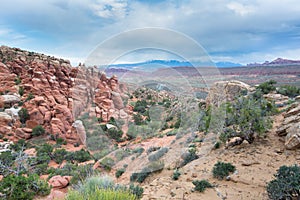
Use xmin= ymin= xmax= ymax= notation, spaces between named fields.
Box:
xmin=48 ymin=163 xmax=95 ymax=185
xmin=66 ymin=188 xmax=137 ymax=200
xmin=107 ymin=128 xmax=123 ymax=142
xmin=53 ymin=148 xmax=68 ymax=164
xmin=147 ymin=146 xmax=160 ymax=154
xmin=181 ymin=147 xmax=199 ymax=166
xmin=0 ymin=174 xmax=50 ymax=200
xmin=213 ymin=141 xmax=221 ymax=149
xmin=192 ymin=179 xmax=213 ymax=192
xmin=32 ymin=125 xmax=45 ymax=137
xmin=66 ymin=176 xmax=141 ymax=200
xmin=172 ymin=169 xmax=181 ymax=180
xmin=277 ymin=85 xmax=300 ymax=98
xmin=130 ymin=161 xmax=164 ymax=183
xmin=100 ymin=157 xmax=115 ymax=171
xmin=14 ymin=77 xmax=21 ymax=85
xmin=221 ymin=96 xmax=276 ymax=144
xmin=67 ymin=149 xmax=92 ymax=163
xmin=115 ymin=168 xmax=126 ymax=178
xmin=166 ymin=129 xmax=177 ymax=136
xmin=148 ymin=147 xmax=168 ymax=162
xmin=174 ymin=118 xmax=181 ymax=129
xmin=129 ymin=184 xmax=143 ymax=199
xmin=133 ymin=114 xmax=145 ymax=125
xmin=18 ymin=86 xmax=24 ymax=96
xmin=10 ymin=139 xmax=28 ymax=151
xmin=56 ymin=137 xmax=66 ymax=145
xmin=37 ymin=143 xmax=53 ymax=157
xmin=18 ymin=108 xmax=29 ymax=124
xmin=25 ymin=93 xmax=34 ymax=102
xmin=212 ymin=161 xmax=236 ymax=180
xmin=266 ymin=165 xmax=300 ymax=200
xmin=257 ymin=80 xmax=277 ymax=94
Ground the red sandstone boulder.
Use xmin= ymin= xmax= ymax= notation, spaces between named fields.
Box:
xmin=48 ymin=175 xmax=71 ymax=189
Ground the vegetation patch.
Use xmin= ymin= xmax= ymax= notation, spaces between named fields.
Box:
xmin=267 ymin=165 xmax=300 ymax=200
xmin=212 ymin=161 xmax=236 ymax=180
xmin=192 ymin=179 xmax=213 ymax=192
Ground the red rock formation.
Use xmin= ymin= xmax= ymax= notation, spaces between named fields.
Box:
xmin=0 ymin=46 xmax=129 ymax=143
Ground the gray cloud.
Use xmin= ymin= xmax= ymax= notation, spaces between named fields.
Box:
xmin=0 ymin=0 xmax=300 ymax=65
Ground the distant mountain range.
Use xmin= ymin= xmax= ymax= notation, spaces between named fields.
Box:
xmin=247 ymin=58 xmax=300 ymax=66
xmin=106 ymin=58 xmax=300 ymax=71
xmin=107 ymin=59 xmax=242 ymax=70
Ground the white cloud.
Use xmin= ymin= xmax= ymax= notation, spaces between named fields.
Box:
xmin=90 ymin=0 xmax=128 ymax=19
xmin=227 ymin=2 xmax=255 ymax=16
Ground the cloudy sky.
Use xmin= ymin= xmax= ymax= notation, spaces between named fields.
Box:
xmin=1 ymin=0 xmax=300 ymax=66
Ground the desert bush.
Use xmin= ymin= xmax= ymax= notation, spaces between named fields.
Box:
xmin=147 ymin=146 xmax=160 ymax=154
xmin=257 ymin=80 xmax=277 ymax=94
xmin=10 ymin=139 xmax=28 ymax=151
xmin=115 ymin=168 xmax=126 ymax=178
xmin=277 ymin=85 xmax=300 ymax=98
xmin=66 ymin=188 xmax=137 ymax=200
xmin=166 ymin=129 xmax=177 ymax=136
xmin=14 ymin=77 xmax=21 ymax=85
xmin=115 ymin=149 xmax=131 ymax=161
xmin=0 ymin=174 xmax=50 ymax=200
xmin=130 ymin=161 xmax=164 ymax=183
xmin=48 ymin=163 xmax=95 ymax=184
xmin=132 ymin=147 xmax=144 ymax=157
xmin=212 ymin=161 xmax=236 ymax=180
xmin=221 ymin=96 xmax=276 ymax=144
xmin=18 ymin=86 xmax=24 ymax=96
xmin=56 ymin=137 xmax=67 ymax=145
xmin=53 ymin=148 xmax=68 ymax=164
xmin=100 ymin=157 xmax=115 ymax=171
xmin=18 ymin=108 xmax=29 ymax=124
xmin=67 ymin=149 xmax=92 ymax=163
xmin=25 ymin=93 xmax=34 ymax=102
xmin=129 ymin=184 xmax=144 ymax=199
xmin=192 ymin=179 xmax=213 ymax=192
xmin=37 ymin=143 xmax=53 ymax=157
xmin=107 ymin=128 xmax=123 ymax=142
xmin=133 ymin=113 xmax=145 ymax=125
xmin=213 ymin=141 xmax=221 ymax=149
xmin=32 ymin=125 xmax=45 ymax=137
xmin=181 ymin=147 xmax=199 ymax=167
xmin=87 ymin=136 xmax=111 ymax=151
xmin=266 ymin=165 xmax=300 ymax=200
xmin=66 ymin=176 xmax=141 ymax=200
xmin=148 ymin=147 xmax=168 ymax=162
xmin=172 ymin=169 xmax=181 ymax=180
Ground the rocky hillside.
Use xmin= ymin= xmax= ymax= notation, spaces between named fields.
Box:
xmin=0 ymin=46 xmax=129 ymax=144
xmin=0 ymin=46 xmax=300 ymax=200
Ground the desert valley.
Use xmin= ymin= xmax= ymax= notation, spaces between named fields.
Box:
xmin=0 ymin=45 xmax=300 ymax=200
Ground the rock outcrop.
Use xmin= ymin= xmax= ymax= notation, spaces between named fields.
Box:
xmin=0 ymin=46 xmax=128 ymax=143
xmin=48 ymin=175 xmax=71 ymax=189
xmin=277 ymin=103 xmax=300 ymax=149
xmin=206 ymin=80 xmax=252 ymax=107
xmin=263 ymin=93 xmax=289 ymax=107
xmin=94 ymin=73 xmax=128 ymax=122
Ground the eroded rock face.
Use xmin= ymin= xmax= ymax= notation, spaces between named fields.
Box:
xmin=0 ymin=46 xmax=128 ymax=143
xmin=277 ymin=103 xmax=300 ymax=149
xmin=0 ymin=46 xmax=82 ymax=143
xmin=94 ymin=73 xmax=127 ymax=122
xmin=206 ymin=80 xmax=252 ymax=107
